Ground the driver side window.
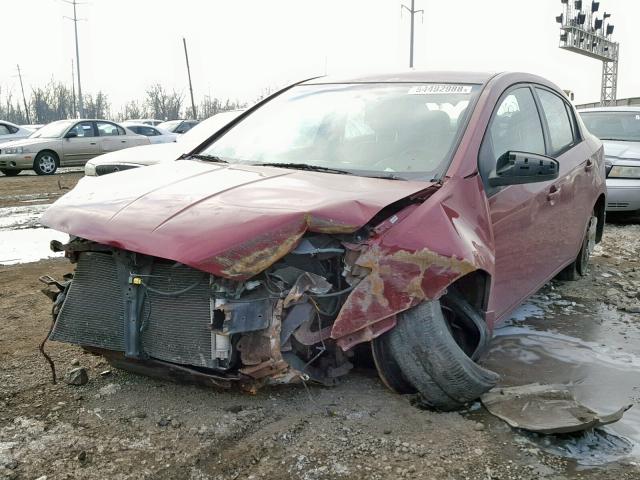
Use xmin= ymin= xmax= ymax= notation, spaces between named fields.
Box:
xmin=480 ymin=87 xmax=546 ymax=185
xmin=69 ymin=122 xmax=96 ymax=138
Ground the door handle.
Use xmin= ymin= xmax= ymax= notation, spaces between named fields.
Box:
xmin=547 ymin=185 xmax=561 ymax=203
xmin=585 ymin=159 xmax=593 ymax=172
xmin=89 ymin=142 xmax=96 ymax=145
xmin=121 ymin=140 xmax=127 ymax=143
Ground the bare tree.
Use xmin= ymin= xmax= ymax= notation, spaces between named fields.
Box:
xmin=0 ymin=87 xmax=29 ymax=124
xmin=31 ymin=81 xmax=76 ymax=123
xmin=83 ymin=91 xmax=110 ymax=119
xmin=117 ymin=100 xmax=148 ymax=121
xmin=144 ymin=84 xmax=183 ymax=121
xmin=198 ymin=95 xmax=246 ymax=120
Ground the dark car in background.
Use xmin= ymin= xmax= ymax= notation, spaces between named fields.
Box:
xmin=42 ymin=71 xmax=605 ymax=410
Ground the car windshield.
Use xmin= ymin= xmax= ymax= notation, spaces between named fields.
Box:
xmin=580 ymin=111 xmax=640 ymax=142
xmin=200 ymin=83 xmax=480 ymax=180
xmin=29 ymin=120 xmax=75 ymax=139
xmin=157 ymin=120 xmax=182 ymax=132
xmin=178 ymin=111 xmax=243 ymax=148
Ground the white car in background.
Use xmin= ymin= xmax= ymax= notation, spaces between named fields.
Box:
xmin=0 ymin=121 xmax=34 ymax=145
xmin=121 ymin=119 xmax=164 ymax=127
xmin=580 ymin=106 xmax=640 ymax=216
xmin=124 ymin=123 xmax=177 ymax=144
xmin=85 ymin=110 xmax=244 ymax=176
xmin=157 ymin=119 xmax=199 ymax=134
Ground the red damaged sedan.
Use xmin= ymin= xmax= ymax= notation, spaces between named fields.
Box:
xmin=41 ymin=71 xmax=605 ymax=410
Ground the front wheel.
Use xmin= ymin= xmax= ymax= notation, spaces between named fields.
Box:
xmin=33 ymin=151 xmax=58 ymax=175
xmin=0 ymin=169 xmax=21 ymax=176
xmin=372 ymin=299 xmax=498 ymax=411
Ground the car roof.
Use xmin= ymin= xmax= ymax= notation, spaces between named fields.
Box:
xmin=302 ymin=70 xmax=496 ymax=85
xmin=579 ymin=106 xmax=640 ymax=113
xmin=125 ymin=123 xmax=158 ymax=128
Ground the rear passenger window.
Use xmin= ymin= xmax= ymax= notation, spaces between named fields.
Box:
xmin=142 ymin=127 xmax=158 ymax=136
xmin=536 ymin=89 xmax=575 ymax=154
xmin=0 ymin=124 xmax=10 ymax=136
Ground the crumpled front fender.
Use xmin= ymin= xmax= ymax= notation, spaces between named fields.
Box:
xmin=331 ymin=175 xmax=495 ymax=350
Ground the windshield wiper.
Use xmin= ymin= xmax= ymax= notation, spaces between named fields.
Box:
xmin=362 ymin=172 xmax=407 ymax=181
xmin=184 ymin=153 xmax=229 ymax=163
xmin=252 ymin=162 xmax=352 ymax=175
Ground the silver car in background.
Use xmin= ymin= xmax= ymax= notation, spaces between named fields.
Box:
xmin=580 ymin=107 xmax=640 ymax=215
xmin=85 ymin=110 xmax=243 ymax=176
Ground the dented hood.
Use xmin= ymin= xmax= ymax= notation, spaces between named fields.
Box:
xmin=42 ymin=160 xmax=432 ymax=279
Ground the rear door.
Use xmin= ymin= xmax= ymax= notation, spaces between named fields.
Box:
xmin=480 ymin=86 xmax=563 ymax=321
xmin=98 ymin=121 xmax=132 ymax=153
xmin=62 ymin=121 xmax=100 ymax=165
xmin=139 ymin=125 xmax=163 ymax=144
xmin=533 ymin=87 xmax=590 ymax=266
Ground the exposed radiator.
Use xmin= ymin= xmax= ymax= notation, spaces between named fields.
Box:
xmin=51 ymin=252 xmax=215 ymax=368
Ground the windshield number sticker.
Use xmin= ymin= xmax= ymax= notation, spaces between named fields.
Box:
xmin=409 ymin=85 xmax=473 ymax=95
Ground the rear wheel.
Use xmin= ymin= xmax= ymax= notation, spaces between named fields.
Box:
xmin=33 ymin=151 xmax=58 ymax=175
xmin=372 ymin=299 xmax=498 ymax=411
xmin=0 ymin=169 xmax=21 ymax=176
xmin=556 ymin=214 xmax=597 ymax=281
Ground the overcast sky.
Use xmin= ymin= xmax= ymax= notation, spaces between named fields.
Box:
xmin=3 ymin=0 xmax=639 ymax=114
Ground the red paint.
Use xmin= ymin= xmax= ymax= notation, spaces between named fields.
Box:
xmin=41 ymin=161 xmax=432 ymax=279
xmin=42 ymin=71 xmax=606 ymax=352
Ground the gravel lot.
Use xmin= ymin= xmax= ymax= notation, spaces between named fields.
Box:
xmin=1 ymin=171 xmax=639 ymax=480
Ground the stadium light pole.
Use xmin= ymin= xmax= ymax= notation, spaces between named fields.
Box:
xmin=556 ymin=0 xmax=619 ymax=106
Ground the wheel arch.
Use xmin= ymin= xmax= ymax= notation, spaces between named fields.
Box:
xmin=446 ymin=269 xmax=491 ymax=315
xmin=35 ymin=149 xmax=60 ymax=164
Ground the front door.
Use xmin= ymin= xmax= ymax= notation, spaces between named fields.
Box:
xmin=479 ymin=86 xmax=563 ymax=322
xmin=62 ymin=121 xmax=100 ymax=165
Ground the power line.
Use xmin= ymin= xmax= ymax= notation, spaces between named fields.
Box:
xmin=16 ymin=64 xmax=31 ymax=124
xmin=401 ymin=0 xmax=424 ymax=68
xmin=63 ymin=0 xmax=85 ymax=118
xmin=183 ymin=37 xmax=197 ymax=119
xmin=71 ymin=59 xmax=76 ymax=118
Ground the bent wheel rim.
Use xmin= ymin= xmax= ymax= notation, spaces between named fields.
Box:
xmin=38 ymin=155 xmax=56 ymax=174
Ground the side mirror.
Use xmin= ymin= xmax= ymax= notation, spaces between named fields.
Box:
xmin=488 ymin=151 xmax=559 ymax=187
xmin=65 ymin=131 xmax=78 ymax=139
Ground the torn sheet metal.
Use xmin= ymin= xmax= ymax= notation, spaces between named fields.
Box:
xmin=481 ymin=384 xmax=632 ymax=434
xmin=331 ymin=175 xmax=496 ymax=350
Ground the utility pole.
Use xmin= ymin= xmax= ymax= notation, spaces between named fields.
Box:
xmin=64 ymin=0 xmax=84 ymax=118
xmin=16 ymin=64 xmax=31 ymax=124
xmin=183 ymin=37 xmax=197 ymax=119
xmin=71 ymin=59 xmax=77 ymax=118
xmin=401 ymin=0 xmax=424 ymax=68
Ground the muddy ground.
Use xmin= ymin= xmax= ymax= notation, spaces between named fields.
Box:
xmin=1 ymin=172 xmax=640 ymax=480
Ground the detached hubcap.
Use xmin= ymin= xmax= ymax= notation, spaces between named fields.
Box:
xmin=39 ymin=155 xmax=56 ymax=174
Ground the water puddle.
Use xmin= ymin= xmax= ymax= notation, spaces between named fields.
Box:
xmin=484 ymin=297 xmax=640 ymax=468
xmin=0 ymin=203 xmax=67 ymax=265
